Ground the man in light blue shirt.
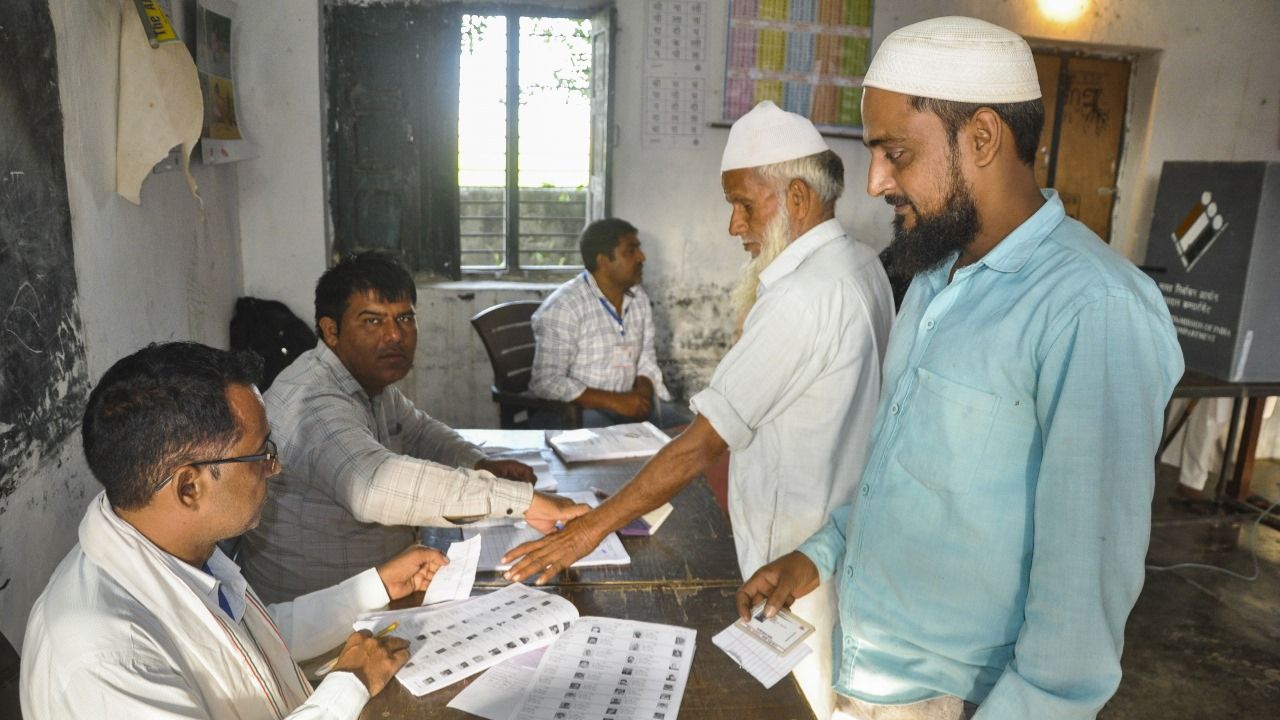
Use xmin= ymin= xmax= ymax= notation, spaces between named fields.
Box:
xmin=736 ymin=17 xmax=1183 ymax=720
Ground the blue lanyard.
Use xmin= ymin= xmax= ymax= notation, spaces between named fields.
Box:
xmin=584 ymin=273 xmax=626 ymax=337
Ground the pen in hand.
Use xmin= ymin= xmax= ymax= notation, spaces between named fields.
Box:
xmin=316 ymin=621 xmax=401 ymax=676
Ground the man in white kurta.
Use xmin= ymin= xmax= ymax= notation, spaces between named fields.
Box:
xmin=22 ymin=493 xmax=392 ymax=719
xmin=21 ymin=342 xmax=443 ymax=719
xmin=499 ymin=101 xmax=894 ymax=719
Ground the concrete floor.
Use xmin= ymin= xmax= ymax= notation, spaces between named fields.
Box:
xmin=1101 ymin=460 xmax=1280 ymax=718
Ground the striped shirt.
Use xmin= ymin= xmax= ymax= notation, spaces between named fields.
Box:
xmin=240 ymin=345 xmax=533 ymax=603
xmin=530 ymin=272 xmax=671 ymax=403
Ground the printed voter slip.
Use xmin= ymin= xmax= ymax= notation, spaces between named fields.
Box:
xmin=713 ymin=603 xmax=814 ymax=688
xmin=739 ymin=602 xmax=814 ymax=655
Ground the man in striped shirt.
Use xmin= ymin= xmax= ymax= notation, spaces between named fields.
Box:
xmin=530 ymin=218 xmax=690 ymax=428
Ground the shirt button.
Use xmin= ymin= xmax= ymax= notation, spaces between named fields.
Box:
xmin=925 ymin=319 xmax=936 ymax=330
xmin=889 ymin=403 xmax=900 ymax=415
xmin=860 ymin=484 xmax=870 ymax=496
xmin=506 ymin=508 xmax=514 ymax=515
xmin=844 ymin=566 xmax=853 ymax=579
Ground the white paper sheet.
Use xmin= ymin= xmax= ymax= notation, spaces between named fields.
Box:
xmin=353 ymin=584 xmax=579 ymax=697
xmin=549 ymin=422 xmax=670 ymax=463
xmin=423 ymin=535 xmax=482 ymax=605
xmin=446 ymin=647 xmax=547 ymax=719
xmin=712 ymin=622 xmax=812 ymax=689
xmin=462 ymin=491 xmax=631 ymax=571
xmin=509 ymin=617 xmax=696 ymax=720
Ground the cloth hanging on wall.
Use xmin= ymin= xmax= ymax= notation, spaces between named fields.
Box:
xmin=116 ymin=0 xmax=202 ymax=204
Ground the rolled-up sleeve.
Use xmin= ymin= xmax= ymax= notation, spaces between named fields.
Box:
xmin=690 ymin=290 xmax=822 ymax=452
xmin=797 ymin=503 xmax=852 ymax=583
xmin=530 ymin=300 xmax=587 ymax=402
xmin=975 ymin=293 xmax=1182 ymax=719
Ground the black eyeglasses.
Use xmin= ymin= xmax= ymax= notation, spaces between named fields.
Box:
xmin=155 ymin=439 xmax=279 ymax=492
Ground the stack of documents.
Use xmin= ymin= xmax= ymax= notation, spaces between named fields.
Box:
xmin=548 ymin=422 xmax=670 ymax=463
xmin=352 ymin=584 xmax=698 ymax=720
xmin=448 ymin=613 xmax=696 ymax=720
xmin=354 ymin=584 xmax=579 ymax=696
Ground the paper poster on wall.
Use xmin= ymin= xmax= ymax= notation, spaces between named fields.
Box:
xmin=642 ymin=0 xmax=709 ymax=149
xmin=197 ymin=0 xmax=254 ymax=164
xmin=723 ymin=0 xmax=874 ymax=135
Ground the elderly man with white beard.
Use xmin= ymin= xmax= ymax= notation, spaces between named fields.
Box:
xmin=500 ymin=100 xmax=895 ymax=718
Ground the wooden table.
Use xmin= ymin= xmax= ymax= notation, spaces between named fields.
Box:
xmin=347 ymin=430 xmax=815 ymax=719
xmin=1165 ymin=371 xmax=1280 ymax=504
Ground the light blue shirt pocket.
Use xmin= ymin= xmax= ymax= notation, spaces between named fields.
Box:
xmin=896 ymin=367 xmax=1000 ymax=494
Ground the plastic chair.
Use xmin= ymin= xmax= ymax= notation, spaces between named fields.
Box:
xmin=470 ymin=301 xmax=582 ymax=429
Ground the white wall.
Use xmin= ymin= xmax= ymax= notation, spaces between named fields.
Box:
xmin=236 ymin=0 xmax=330 ymax=323
xmin=0 ymin=0 xmax=243 ymax=648
xmin=226 ymin=0 xmax=1280 ymax=424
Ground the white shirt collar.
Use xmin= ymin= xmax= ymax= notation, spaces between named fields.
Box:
xmin=163 ymin=543 xmax=250 ymax=622
xmin=757 ymin=218 xmax=846 ymax=291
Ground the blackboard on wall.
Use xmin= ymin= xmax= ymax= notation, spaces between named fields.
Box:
xmin=0 ymin=0 xmax=89 ymax=504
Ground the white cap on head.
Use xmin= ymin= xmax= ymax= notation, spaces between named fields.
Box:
xmin=862 ymin=16 xmax=1041 ymax=103
xmin=720 ymin=100 xmax=831 ymax=173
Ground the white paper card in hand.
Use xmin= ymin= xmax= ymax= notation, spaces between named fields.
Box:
xmin=423 ymin=535 xmax=482 ymax=605
xmin=713 ymin=623 xmax=811 ymax=689
xmin=736 ymin=603 xmax=814 ymax=654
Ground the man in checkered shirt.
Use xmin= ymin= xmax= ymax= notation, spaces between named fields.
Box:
xmin=240 ymin=251 xmax=586 ymax=603
xmin=529 ymin=218 xmax=691 ymax=428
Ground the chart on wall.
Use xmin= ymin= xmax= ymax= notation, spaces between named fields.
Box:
xmin=723 ymin=0 xmax=873 ymax=133
xmin=642 ymin=0 xmax=709 ymax=149
xmin=0 ymin=0 xmax=90 ymax=500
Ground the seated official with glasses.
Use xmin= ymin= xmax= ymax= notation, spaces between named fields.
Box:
xmin=21 ymin=342 xmax=447 ymax=720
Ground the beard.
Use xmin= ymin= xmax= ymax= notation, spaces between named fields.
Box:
xmin=730 ymin=206 xmax=792 ymax=337
xmin=882 ymin=155 xmax=981 ymax=280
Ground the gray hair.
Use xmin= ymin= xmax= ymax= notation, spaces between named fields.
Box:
xmin=754 ymin=149 xmax=845 ymax=207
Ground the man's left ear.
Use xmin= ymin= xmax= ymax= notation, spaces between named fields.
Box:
xmin=968 ymin=108 xmax=1002 ymax=168
xmin=788 ymin=178 xmax=811 ymax=212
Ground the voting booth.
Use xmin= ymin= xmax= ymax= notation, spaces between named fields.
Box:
xmin=1146 ymin=161 xmax=1280 ymax=382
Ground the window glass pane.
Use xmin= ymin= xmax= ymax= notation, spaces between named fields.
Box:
xmin=459 ymin=15 xmax=507 ymax=268
xmin=517 ymin=17 xmax=591 ymax=269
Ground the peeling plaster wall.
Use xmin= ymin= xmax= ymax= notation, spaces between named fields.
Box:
xmin=406 ymin=283 xmax=558 ymax=428
xmin=0 ymin=0 xmax=243 ymax=649
xmin=231 ymin=0 xmax=1279 ymax=426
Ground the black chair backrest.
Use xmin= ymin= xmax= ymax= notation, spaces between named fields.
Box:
xmin=471 ymin=301 xmax=542 ymax=393
xmin=230 ymin=296 xmax=317 ymax=391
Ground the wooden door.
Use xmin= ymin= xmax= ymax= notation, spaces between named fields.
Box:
xmin=1033 ymin=52 xmax=1130 ymax=242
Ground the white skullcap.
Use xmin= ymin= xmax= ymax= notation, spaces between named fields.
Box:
xmin=862 ymin=16 xmax=1041 ymax=103
xmin=720 ymin=100 xmax=831 ymax=173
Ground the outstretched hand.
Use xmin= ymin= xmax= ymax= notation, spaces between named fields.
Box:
xmin=375 ymin=544 xmax=448 ymax=600
xmin=523 ymin=491 xmax=590 ymax=534
xmin=735 ymin=551 xmax=820 ymax=622
xmin=501 ymin=514 xmax=603 ymax=586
